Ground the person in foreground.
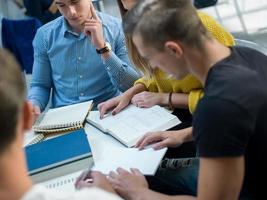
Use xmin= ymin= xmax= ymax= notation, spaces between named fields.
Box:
xmin=0 ymin=48 xmax=122 ymax=200
xmin=95 ymin=0 xmax=267 ymax=199
xmin=28 ymin=0 xmax=139 ymax=117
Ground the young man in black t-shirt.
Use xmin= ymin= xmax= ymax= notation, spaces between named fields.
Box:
xmin=193 ymin=46 xmax=267 ymax=199
xmin=93 ymin=0 xmax=267 ymax=199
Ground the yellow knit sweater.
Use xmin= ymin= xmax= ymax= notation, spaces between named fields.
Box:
xmin=134 ymin=11 xmax=235 ymax=113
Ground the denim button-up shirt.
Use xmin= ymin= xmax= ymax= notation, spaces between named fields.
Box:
xmin=28 ymin=13 xmax=139 ymax=111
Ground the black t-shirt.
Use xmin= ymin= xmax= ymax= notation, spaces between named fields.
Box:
xmin=193 ymin=46 xmax=267 ymax=199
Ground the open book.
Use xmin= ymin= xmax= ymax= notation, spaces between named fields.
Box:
xmin=87 ymin=105 xmax=181 ymax=147
xmin=33 ymin=100 xmax=93 ymax=134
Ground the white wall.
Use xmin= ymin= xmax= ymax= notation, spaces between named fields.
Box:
xmin=201 ymin=0 xmax=267 ymax=46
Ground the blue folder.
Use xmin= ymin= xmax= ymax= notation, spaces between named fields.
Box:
xmin=25 ymin=129 xmax=91 ymax=175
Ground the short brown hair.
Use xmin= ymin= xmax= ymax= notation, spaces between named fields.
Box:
xmin=0 ymin=49 xmax=25 ymax=153
xmin=123 ymin=0 xmax=210 ymax=51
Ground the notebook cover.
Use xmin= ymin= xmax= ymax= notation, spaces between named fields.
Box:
xmin=25 ymin=129 xmax=91 ymax=175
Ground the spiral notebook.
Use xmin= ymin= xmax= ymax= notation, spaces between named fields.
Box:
xmin=33 ymin=100 xmax=93 ymax=134
xmin=41 ymin=170 xmax=83 ymax=191
xmin=23 ymin=130 xmax=45 ymax=147
xmin=24 ymin=130 xmax=76 ymax=147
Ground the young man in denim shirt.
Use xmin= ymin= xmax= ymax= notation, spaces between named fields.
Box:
xmin=28 ymin=0 xmax=139 ymax=117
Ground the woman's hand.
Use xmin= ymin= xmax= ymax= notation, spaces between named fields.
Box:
xmin=98 ymin=94 xmax=132 ymax=119
xmin=131 ymin=91 xmax=167 ymax=108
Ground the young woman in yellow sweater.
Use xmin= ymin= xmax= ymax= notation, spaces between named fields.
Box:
xmin=98 ymin=1 xmax=235 ymax=149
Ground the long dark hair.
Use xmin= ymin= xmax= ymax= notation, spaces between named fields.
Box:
xmin=117 ymin=0 xmax=153 ymax=77
xmin=116 ymin=0 xmax=128 ymax=17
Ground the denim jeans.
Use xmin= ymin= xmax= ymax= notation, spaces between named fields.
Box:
xmin=147 ymin=157 xmax=199 ymax=196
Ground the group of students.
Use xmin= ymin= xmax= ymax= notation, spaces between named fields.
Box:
xmin=0 ymin=0 xmax=266 ymax=200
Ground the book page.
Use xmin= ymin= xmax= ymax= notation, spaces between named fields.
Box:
xmin=85 ymin=124 xmax=125 ymax=162
xmin=92 ymin=146 xmax=167 ymax=175
xmin=86 ymin=111 xmax=109 ymax=132
xmin=87 ymin=105 xmax=180 ymax=147
xmin=36 ymin=100 xmax=93 ymax=129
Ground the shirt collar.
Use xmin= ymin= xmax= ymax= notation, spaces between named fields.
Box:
xmin=61 ymin=18 xmax=86 ymax=39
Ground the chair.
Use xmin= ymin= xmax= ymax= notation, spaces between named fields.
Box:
xmin=235 ymin=39 xmax=267 ymax=56
xmin=1 ymin=18 xmax=42 ymax=74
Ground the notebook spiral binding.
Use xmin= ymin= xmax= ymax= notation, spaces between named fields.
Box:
xmin=45 ymin=176 xmax=77 ymax=189
xmin=26 ymin=134 xmax=45 ymax=146
xmin=33 ymin=122 xmax=83 ymax=134
xmin=33 ymin=121 xmax=82 ymax=131
xmin=26 ymin=124 xmax=84 ymax=147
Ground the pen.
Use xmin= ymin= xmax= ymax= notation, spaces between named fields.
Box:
xmin=82 ymin=161 xmax=95 ymax=183
xmin=85 ymin=178 xmax=93 ymax=183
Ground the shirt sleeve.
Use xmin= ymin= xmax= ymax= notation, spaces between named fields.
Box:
xmin=193 ymin=97 xmax=254 ymax=157
xmin=134 ymin=76 xmax=159 ymax=92
xmin=104 ymin=25 xmax=140 ymax=92
xmin=28 ymin=28 xmax=52 ymax=111
xmin=188 ymin=89 xmax=204 ymax=114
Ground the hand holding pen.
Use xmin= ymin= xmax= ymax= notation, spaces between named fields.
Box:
xmin=75 ymin=170 xmax=116 ymax=194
